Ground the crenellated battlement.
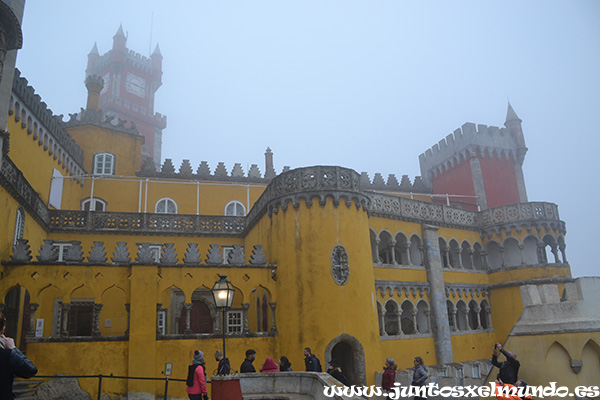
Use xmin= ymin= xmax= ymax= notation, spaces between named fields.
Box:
xmin=359 ymin=172 xmax=429 ymax=194
xmin=419 ymin=121 xmax=520 ymax=186
xmin=137 ymin=159 xmax=276 ymax=183
xmin=10 ymin=69 xmax=86 ymax=181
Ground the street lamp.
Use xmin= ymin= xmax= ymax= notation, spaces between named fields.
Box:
xmin=211 ymin=275 xmax=235 ymax=359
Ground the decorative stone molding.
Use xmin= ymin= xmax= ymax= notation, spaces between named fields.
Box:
xmin=444 ymin=283 xmax=491 ymax=298
xmin=0 ymin=155 xmax=50 ymax=229
xmin=375 ymin=280 xmax=431 ymax=297
xmin=48 ymin=210 xmax=245 ymax=237
xmin=245 ymin=166 xmax=370 ymax=233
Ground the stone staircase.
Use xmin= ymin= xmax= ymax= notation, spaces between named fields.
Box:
xmin=13 ymin=379 xmax=43 ymax=399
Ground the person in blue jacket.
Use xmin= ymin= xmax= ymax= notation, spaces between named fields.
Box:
xmin=0 ymin=312 xmax=38 ymax=399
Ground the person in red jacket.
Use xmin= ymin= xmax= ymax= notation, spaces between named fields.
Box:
xmin=495 ymin=378 xmax=531 ymax=400
xmin=186 ymin=350 xmax=208 ymax=400
xmin=260 ymin=357 xmax=279 ymax=372
xmin=382 ymin=358 xmax=397 ymax=392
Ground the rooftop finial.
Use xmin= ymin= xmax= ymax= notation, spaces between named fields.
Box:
xmin=505 ymin=102 xmax=521 ymax=124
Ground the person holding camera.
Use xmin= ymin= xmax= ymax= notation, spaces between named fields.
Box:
xmin=492 ymin=343 xmax=520 ymax=385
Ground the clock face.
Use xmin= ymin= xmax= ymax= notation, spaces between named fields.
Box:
xmin=100 ymin=73 xmax=110 ymax=95
xmin=125 ymin=72 xmax=146 ymax=98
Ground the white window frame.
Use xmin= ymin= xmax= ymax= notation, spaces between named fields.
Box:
xmin=138 ymin=243 xmax=162 ymax=263
xmin=222 ymin=246 xmax=234 ymax=265
xmin=155 ymin=198 xmax=177 ymax=214
xmin=93 ymin=152 xmax=115 ymax=175
xmin=225 ymin=200 xmax=246 ymax=216
xmin=227 ymin=310 xmax=242 ymax=334
xmin=157 ymin=310 xmax=167 ymax=335
xmin=82 ymin=198 xmax=107 ymax=212
xmin=49 ymin=169 xmax=64 ymax=209
xmin=53 ymin=242 xmax=72 ymax=262
xmin=13 ymin=207 xmax=25 ymax=246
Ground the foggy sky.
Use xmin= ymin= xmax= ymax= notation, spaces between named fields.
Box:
xmin=14 ymin=1 xmax=600 ymax=278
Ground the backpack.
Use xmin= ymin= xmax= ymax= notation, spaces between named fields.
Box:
xmin=314 ymin=356 xmax=322 ymax=372
xmin=186 ymin=364 xmax=199 ymax=387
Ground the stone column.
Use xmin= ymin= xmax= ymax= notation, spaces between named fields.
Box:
xmin=379 ymin=307 xmax=387 ymax=336
xmin=449 ymin=309 xmax=457 ymax=332
xmin=27 ymin=303 xmax=39 ymax=337
xmin=468 ymin=249 xmax=475 ymax=269
xmin=125 ymin=303 xmax=130 ymax=336
xmin=469 ymin=156 xmax=488 ymax=210
xmin=390 ymin=239 xmax=397 ymax=265
xmin=518 ymin=244 xmax=526 ymax=266
xmin=60 ymin=303 xmax=71 ymax=337
xmin=550 ymin=245 xmax=559 ymax=264
xmin=269 ymin=302 xmax=277 ymax=333
xmin=482 ymin=250 xmax=489 ymax=269
xmin=419 ymin=245 xmax=425 ymax=266
xmin=499 ymin=246 xmax=506 ymax=268
xmin=374 ymin=238 xmax=381 ymax=265
xmin=457 ymin=248 xmax=464 ymax=268
xmin=93 ymin=303 xmax=103 ymax=336
xmin=537 ymin=243 xmax=547 ymax=264
xmin=241 ymin=302 xmax=250 ymax=334
xmin=411 ymin=309 xmax=418 ymax=334
xmin=474 ymin=306 xmax=482 ymax=329
xmin=443 ymin=246 xmax=450 ymax=268
xmin=404 ymin=243 xmax=412 ymax=266
xmin=183 ymin=303 xmax=192 ymax=334
xmin=425 ymin=310 xmax=432 ymax=333
xmin=559 ymin=243 xmax=567 ymax=263
xmin=422 ymin=224 xmax=453 ymax=364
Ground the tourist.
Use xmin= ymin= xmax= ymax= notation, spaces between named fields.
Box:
xmin=303 ymin=347 xmax=322 ymax=372
xmin=327 ymin=359 xmax=348 ymax=386
xmin=185 ymin=350 xmax=208 ymax=400
xmin=382 ymin=357 xmax=397 ymax=392
xmin=279 ymin=356 xmax=292 ymax=371
xmin=0 ymin=312 xmax=37 ymax=399
xmin=260 ymin=357 xmax=279 ymax=372
xmin=215 ymin=350 xmax=230 ymax=375
xmin=240 ymin=349 xmax=256 ymax=373
xmin=411 ymin=356 xmax=428 ymax=400
xmin=492 ymin=343 xmax=520 ymax=384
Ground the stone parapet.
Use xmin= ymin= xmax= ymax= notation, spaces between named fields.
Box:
xmin=245 ymin=165 xmax=370 ymax=233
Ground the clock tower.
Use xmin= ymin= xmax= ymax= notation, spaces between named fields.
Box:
xmin=86 ymin=24 xmax=167 ymax=167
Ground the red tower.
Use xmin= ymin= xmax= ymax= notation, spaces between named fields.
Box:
xmin=419 ymin=104 xmax=528 ymax=210
xmin=86 ymin=25 xmax=167 ymax=167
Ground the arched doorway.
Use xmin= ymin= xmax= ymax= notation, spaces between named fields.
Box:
xmin=325 ymin=333 xmax=366 ymax=386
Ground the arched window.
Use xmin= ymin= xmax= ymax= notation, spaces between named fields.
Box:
xmin=447 ymin=300 xmax=456 ymax=330
xmin=400 ymin=301 xmax=416 ymax=334
xmin=416 ymin=300 xmax=429 ymax=333
xmin=448 ymin=239 xmax=460 ymax=268
xmin=468 ymin=300 xmax=479 ymax=329
xmin=225 ymin=201 xmax=246 ymax=216
xmin=461 ymin=241 xmax=473 ymax=269
xmin=480 ymin=299 xmax=491 ymax=329
xmin=93 ymin=152 xmax=115 ymax=175
xmin=384 ymin=300 xmax=399 ymax=336
xmin=379 ymin=231 xmax=394 ymax=264
xmin=155 ymin=198 xmax=177 ymax=214
xmin=13 ymin=207 xmax=25 ymax=246
xmin=410 ymin=235 xmax=423 ymax=266
xmin=81 ymin=198 xmax=107 ymax=212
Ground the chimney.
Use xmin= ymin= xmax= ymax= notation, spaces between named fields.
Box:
xmin=264 ymin=147 xmax=276 ymax=179
xmin=85 ymin=75 xmax=104 ymax=111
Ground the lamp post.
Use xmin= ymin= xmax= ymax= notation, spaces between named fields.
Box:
xmin=211 ymin=275 xmax=235 ymax=359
